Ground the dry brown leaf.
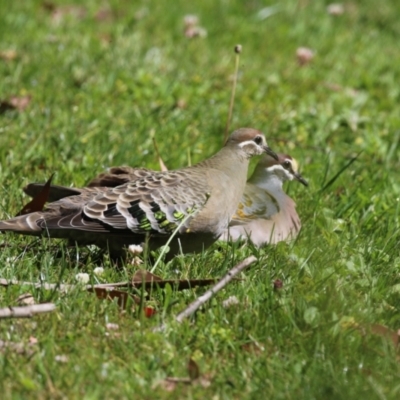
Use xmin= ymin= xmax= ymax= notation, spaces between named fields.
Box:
xmin=370 ymin=324 xmax=400 ymax=347
xmin=0 ymin=50 xmax=18 ymax=61
xmin=17 ymin=174 xmax=54 ymax=216
xmin=132 ymin=270 xmax=162 ymax=284
xmin=16 ymin=293 xmax=35 ymax=306
xmin=10 ymin=95 xmax=31 ymax=111
xmin=0 ymin=95 xmax=31 ymax=114
xmin=88 ymin=287 xmax=140 ymax=309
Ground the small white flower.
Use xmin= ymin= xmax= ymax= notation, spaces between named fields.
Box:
xmin=222 ymin=295 xmax=240 ymax=308
xmin=183 ymin=14 xmax=199 ymax=28
xmin=131 ymin=256 xmax=143 ymax=266
xmin=327 ymin=3 xmax=344 ymax=16
xmin=128 ymin=244 xmax=143 ymax=255
xmin=55 ymin=354 xmax=69 ymax=363
xmin=106 ymin=323 xmax=119 ymax=331
xmin=93 ymin=267 xmax=104 ymax=276
xmin=296 ymin=47 xmax=314 ymax=65
xmin=75 ymin=273 xmax=90 ymax=284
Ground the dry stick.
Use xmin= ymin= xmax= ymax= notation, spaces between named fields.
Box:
xmin=154 ymin=255 xmax=257 ymax=332
xmin=152 ymin=137 xmax=168 ymax=172
xmin=0 ymin=278 xmax=129 ymax=292
xmin=224 ymin=44 xmax=242 ymax=143
xmin=0 ymin=303 xmax=56 ymax=319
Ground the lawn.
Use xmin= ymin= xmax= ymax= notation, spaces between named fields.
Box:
xmin=1 ymin=0 xmax=400 ymax=398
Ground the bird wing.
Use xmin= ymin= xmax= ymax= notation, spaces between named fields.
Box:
xmin=222 ymin=194 xmax=301 ymax=245
xmin=86 ymin=166 xmax=152 ymax=187
xmin=229 ymin=184 xmax=280 ymax=225
xmin=40 ymin=170 xmax=211 ymax=236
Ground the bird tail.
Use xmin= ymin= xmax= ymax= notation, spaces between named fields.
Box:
xmin=0 ymin=213 xmax=43 ymax=235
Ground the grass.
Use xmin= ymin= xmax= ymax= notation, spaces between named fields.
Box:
xmin=1 ymin=0 xmax=400 ymax=398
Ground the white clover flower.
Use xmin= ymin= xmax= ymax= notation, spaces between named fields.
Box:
xmin=327 ymin=3 xmax=344 ymax=16
xmin=296 ymin=47 xmax=314 ymax=65
xmin=131 ymin=257 xmax=143 ymax=266
xmin=93 ymin=267 xmax=104 ymax=276
xmin=55 ymin=354 xmax=69 ymax=363
xmin=128 ymin=244 xmax=143 ymax=255
xmin=75 ymin=273 xmax=90 ymax=284
xmin=222 ymin=295 xmax=240 ymax=308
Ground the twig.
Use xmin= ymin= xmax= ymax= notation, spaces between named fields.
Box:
xmin=0 ymin=303 xmax=56 ymax=319
xmin=154 ymin=255 xmax=257 ymax=332
xmin=0 ymin=278 xmax=219 ymax=292
xmin=0 ymin=278 xmax=129 ymax=291
xmin=152 ymin=137 xmax=168 ymax=172
xmin=224 ymin=44 xmax=242 ymax=143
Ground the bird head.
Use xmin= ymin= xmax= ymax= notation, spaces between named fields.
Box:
xmin=255 ymin=153 xmax=308 ymax=186
xmin=226 ymin=128 xmax=278 ymax=160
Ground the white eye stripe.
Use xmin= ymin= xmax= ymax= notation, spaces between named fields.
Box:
xmin=238 ymin=140 xmax=259 ymax=148
xmin=268 ymin=164 xmax=294 ymax=178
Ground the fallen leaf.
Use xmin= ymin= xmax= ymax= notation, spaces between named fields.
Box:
xmin=16 ymin=293 xmax=35 ymax=306
xmin=0 ymin=95 xmax=31 ymax=114
xmin=370 ymin=324 xmax=399 ymax=347
xmin=16 ymin=174 xmax=54 ymax=216
xmin=0 ymin=50 xmax=18 ymax=61
xmin=89 ymin=287 xmax=140 ymax=309
xmin=132 ymin=270 xmax=162 ymax=285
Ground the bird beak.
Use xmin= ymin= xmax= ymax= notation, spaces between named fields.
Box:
xmin=263 ymin=146 xmax=279 ymax=161
xmin=294 ymin=172 xmax=308 ymax=187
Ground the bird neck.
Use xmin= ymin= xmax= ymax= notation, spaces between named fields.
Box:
xmin=249 ymin=170 xmax=286 ymax=202
xmin=196 ymin=146 xmax=250 ymax=175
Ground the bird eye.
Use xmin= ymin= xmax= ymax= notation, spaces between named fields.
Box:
xmin=254 ymin=136 xmax=263 ymax=145
xmin=283 ymin=160 xmax=291 ymax=169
